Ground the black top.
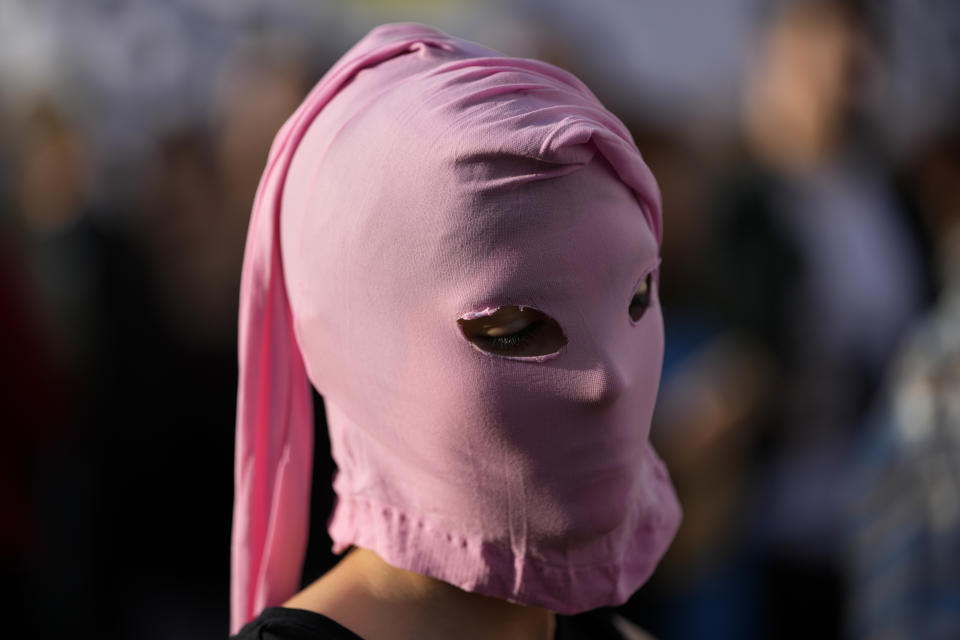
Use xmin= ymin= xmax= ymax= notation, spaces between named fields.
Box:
xmin=231 ymin=606 xmax=630 ymax=639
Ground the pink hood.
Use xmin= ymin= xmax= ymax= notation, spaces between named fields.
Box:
xmin=231 ymin=22 xmax=681 ymax=634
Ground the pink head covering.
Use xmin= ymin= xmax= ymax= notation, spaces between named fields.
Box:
xmin=231 ymin=22 xmax=682 ymax=634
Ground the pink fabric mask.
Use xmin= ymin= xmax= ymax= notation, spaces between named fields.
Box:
xmin=231 ymin=22 xmax=682 ymax=634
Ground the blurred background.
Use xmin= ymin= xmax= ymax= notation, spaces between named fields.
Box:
xmin=3 ymin=0 xmax=959 ymax=638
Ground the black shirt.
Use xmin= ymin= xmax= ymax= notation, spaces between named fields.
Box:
xmin=231 ymin=606 xmax=630 ymax=639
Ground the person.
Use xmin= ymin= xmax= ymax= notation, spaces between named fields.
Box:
xmin=229 ymin=23 xmax=682 ymax=640
xmin=842 ymin=130 xmax=960 ymax=640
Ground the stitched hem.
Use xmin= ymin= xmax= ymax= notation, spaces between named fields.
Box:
xmin=326 ymin=484 xmax=681 ymax=615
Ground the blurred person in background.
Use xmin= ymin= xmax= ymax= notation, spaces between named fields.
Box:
xmin=93 ymin=40 xmax=313 ymax=639
xmin=843 ymin=127 xmax=960 ymax=640
xmin=721 ymin=0 xmax=930 ymax=635
xmin=631 ymin=1 xmax=933 ymax=638
xmin=3 ymin=99 xmax=112 ymax=637
xmin=10 ymin=102 xmax=102 ymax=372
xmin=3 ymin=96 xmax=225 ymax=638
xmin=729 ymin=0 xmax=930 ymax=469
xmin=4 ymin=30 xmax=314 ymax=638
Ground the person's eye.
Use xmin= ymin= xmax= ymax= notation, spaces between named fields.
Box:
xmin=457 ymin=306 xmax=567 ymax=357
xmin=629 ymin=272 xmax=653 ymax=322
xmin=477 ymin=320 xmax=541 ymax=350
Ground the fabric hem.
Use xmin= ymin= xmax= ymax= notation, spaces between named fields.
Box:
xmin=326 ymin=489 xmax=680 ymax=615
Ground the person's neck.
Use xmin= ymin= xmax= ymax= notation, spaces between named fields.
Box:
xmin=283 ymin=547 xmax=556 ymax=640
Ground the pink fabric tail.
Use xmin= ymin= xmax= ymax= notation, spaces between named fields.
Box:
xmin=230 ymin=24 xmax=461 ymax=635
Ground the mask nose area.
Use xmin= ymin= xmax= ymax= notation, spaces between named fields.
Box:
xmin=582 ymin=354 xmax=631 ymax=407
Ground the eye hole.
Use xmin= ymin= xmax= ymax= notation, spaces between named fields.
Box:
xmin=457 ymin=305 xmax=567 ymax=358
xmin=629 ymin=272 xmax=654 ymax=322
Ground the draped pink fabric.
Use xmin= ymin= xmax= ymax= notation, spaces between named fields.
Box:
xmin=231 ymin=22 xmax=681 ymax=634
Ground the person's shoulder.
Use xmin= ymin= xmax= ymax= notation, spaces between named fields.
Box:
xmin=230 ymin=607 xmax=365 ymax=640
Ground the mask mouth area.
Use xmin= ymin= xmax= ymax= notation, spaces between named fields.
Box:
xmin=457 ymin=304 xmax=568 ymax=359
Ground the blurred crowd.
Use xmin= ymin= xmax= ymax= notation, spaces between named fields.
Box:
xmin=2 ymin=0 xmax=959 ymax=638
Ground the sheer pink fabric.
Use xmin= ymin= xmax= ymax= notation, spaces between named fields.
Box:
xmin=231 ymin=22 xmax=681 ymax=634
